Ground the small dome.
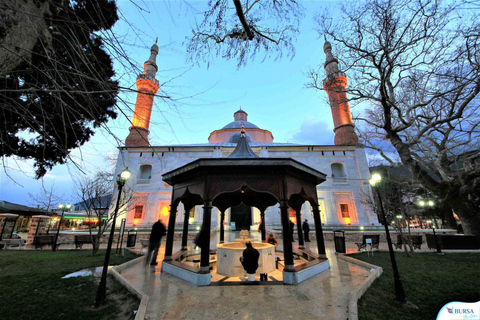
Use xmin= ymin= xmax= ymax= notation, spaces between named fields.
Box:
xmin=234 ymin=109 xmax=247 ymax=115
xmin=222 ymin=121 xmax=259 ymax=130
xmin=228 ymin=131 xmax=252 ymax=143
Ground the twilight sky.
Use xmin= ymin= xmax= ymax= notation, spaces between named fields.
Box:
xmin=1 ymin=1 xmax=348 ymax=206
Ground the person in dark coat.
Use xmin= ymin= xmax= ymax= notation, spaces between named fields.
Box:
xmin=303 ymin=219 xmax=311 ymax=242
xmin=240 ymin=242 xmax=260 ymax=275
xmin=289 ymin=220 xmax=295 ymax=242
xmin=145 ymin=219 xmax=166 ymax=266
xmin=194 ymin=225 xmax=208 ymax=251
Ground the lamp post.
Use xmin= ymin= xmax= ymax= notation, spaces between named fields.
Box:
xmin=370 ymin=173 xmax=407 ymax=303
xmin=53 ymin=203 xmax=71 ymax=252
xmin=94 ymin=168 xmax=131 ymax=308
xmin=421 ymin=199 xmax=443 ymax=254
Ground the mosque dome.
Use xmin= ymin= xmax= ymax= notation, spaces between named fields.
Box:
xmin=222 ymin=121 xmax=259 ymax=130
xmin=208 ymin=109 xmax=274 ymax=143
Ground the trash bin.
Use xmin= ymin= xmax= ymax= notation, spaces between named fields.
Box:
xmin=126 ymin=229 xmax=137 ymax=248
xmin=334 ymin=229 xmax=346 ymax=253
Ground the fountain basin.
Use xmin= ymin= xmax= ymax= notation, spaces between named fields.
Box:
xmin=217 ymin=242 xmax=275 ymax=277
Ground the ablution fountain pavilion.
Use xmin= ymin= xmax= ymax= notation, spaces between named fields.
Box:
xmin=161 ymin=127 xmax=330 ymax=285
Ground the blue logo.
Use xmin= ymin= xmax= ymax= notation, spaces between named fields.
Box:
xmin=437 ymin=302 xmax=480 ymax=320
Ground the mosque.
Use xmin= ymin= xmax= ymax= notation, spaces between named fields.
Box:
xmin=113 ymin=40 xmax=380 ymax=231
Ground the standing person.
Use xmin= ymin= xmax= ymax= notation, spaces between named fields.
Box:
xmin=289 ymin=220 xmax=295 ymax=242
xmin=145 ymin=219 xmax=166 ymax=266
xmin=303 ymin=219 xmax=311 ymax=242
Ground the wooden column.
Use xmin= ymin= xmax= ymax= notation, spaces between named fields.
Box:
xmin=200 ymin=200 xmax=212 ymax=273
xmin=219 ymin=209 xmax=225 ymax=244
xmin=164 ymin=203 xmax=178 ymax=261
xmin=295 ymin=209 xmax=305 ymax=249
xmin=182 ymin=205 xmax=192 ymax=250
xmin=312 ymin=205 xmax=326 ymax=257
xmin=280 ymin=201 xmax=294 ymax=271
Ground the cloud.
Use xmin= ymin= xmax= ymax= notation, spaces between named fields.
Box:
xmin=287 ymin=116 xmax=334 ymax=145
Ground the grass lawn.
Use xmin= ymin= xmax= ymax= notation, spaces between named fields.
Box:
xmin=0 ymin=249 xmax=139 ymax=320
xmin=354 ymin=252 xmax=480 ymax=320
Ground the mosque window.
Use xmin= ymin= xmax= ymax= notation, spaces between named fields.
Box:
xmin=138 ymin=165 xmax=152 ymax=183
xmin=331 ymin=163 xmax=346 ymax=181
xmin=134 ymin=205 xmax=144 ymax=219
xmin=340 ymin=204 xmax=350 ymax=218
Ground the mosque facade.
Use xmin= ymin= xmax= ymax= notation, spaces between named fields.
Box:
xmin=114 ymin=41 xmax=380 ymax=231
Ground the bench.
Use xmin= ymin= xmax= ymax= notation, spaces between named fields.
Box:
xmin=140 ymin=239 xmax=149 ymax=251
xmin=395 ymin=235 xmax=423 ymax=250
xmin=2 ymin=238 xmax=26 ymax=249
xmin=74 ymin=235 xmax=99 ymax=249
xmin=355 ymin=235 xmax=380 ymax=251
xmin=34 ymin=235 xmax=57 ymax=250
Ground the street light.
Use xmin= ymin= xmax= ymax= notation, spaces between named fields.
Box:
xmin=370 ymin=173 xmax=407 ymax=303
xmin=53 ymin=203 xmax=71 ymax=252
xmin=94 ymin=168 xmax=131 ymax=308
xmin=421 ymin=201 xmax=443 ymax=254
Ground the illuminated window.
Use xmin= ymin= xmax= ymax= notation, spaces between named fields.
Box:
xmin=139 ymin=165 xmax=152 ymax=179
xmin=134 ymin=205 xmax=144 ymax=219
xmin=340 ymin=204 xmax=350 ymax=218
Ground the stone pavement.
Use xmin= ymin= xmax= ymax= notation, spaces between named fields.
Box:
xmin=117 ymin=232 xmax=381 ymax=320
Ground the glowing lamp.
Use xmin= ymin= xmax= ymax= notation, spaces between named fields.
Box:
xmin=369 ymin=173 xmax=382 ymax=186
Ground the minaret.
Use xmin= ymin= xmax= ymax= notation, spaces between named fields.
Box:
xmin=323 ymin=39 xmax=359 ymax=145
xmin=125 ymin=42 xmax=160 ymax=146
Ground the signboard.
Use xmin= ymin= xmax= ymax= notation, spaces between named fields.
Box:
xmin=116 ymin=218 xmax=127 ymax=254
xmin=231 ymin=222 xmax=236 ymax=231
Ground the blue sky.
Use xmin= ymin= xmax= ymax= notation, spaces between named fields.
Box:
xmin=1 ymin=1 xmax=345 ymax=206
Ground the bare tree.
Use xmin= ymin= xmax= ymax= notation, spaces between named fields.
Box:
xmin=186 ymin=0 xmax=304 ymax=67
xmin=28 ymin=183 xmax=62 ymax=212
xmin=308 ymin=0 xmax=480 ymax=235
xmin=76 ymin=171 xmax=131 ymax=256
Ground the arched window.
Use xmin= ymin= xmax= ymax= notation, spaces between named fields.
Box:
xmin=138 ymin=165 xmax=152 ymax=183
xmin=331 ymin=163 xmax=346 ymax=181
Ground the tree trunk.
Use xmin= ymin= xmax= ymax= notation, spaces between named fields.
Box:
xmin=451 ymin=204 xmax=480 ymax=236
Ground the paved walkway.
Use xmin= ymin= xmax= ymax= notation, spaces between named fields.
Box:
xmin=119 ymin=232 xmax=378 ymax=320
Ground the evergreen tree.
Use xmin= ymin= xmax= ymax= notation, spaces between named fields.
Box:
xmin=0 ymin=0 xmax=119 ymax=178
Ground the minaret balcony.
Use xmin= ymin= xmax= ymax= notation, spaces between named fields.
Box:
xmin=137 ymin=73 xmax=160 ymax=86
xmin=323 ymin=72 xmax=346 ymax=86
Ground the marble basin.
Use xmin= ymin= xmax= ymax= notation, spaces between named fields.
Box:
xmin=217 ymin=242 xmax=275 ymax=277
